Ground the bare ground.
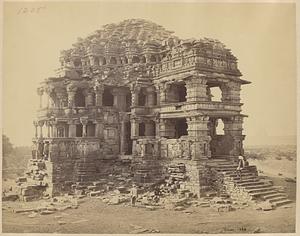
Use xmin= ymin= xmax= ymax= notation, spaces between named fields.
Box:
xmin=2 ymin=176 xmax=296 ymax=234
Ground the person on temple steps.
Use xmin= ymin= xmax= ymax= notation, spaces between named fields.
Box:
xmin=236 ymin=154 xmax=246 ymax=179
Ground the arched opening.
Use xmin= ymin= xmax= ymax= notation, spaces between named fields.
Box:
xmin=86 ymin=121 xmax=96 ymax=137
xmin=150 ymin=55 xmax=157 ymax=63
xmin=76 ymin=124 xmax=83 ymax=137
xmin=138 ymin=88 xmax=147 ymax=106
xmin=132 ymin=56 xmax=140 ymax=63
xmin=167 ymin=83 xmax=187 ymax=103
xmin=57 ymin=126 xmax=65 ymax=137
xmin=141 ymin=56 xmax=146 ymax=63
xmin=174 ymin=118 xmax=188 ymax=138
xmin=215 ymin=118 xmax=225 ymax=135
xmin=94 ymin=57 xmax=100 ymax=66
xmin=74 ymin=89 xmax=86 ymax=107
xmin=139 ymin=122 xmax=145 ymax=137
xmin=110 ymin=57 xmax=117 ymax=65
xmin=123 ymin=56 xmax=128 ymax=64
xmin=146 ymin=121 xmax=156 ymax=136
xmin=102 ymin=88 xmax=114 ymax=106
xmin=210 ymin=87 xmax=222 ymax=102
xmin=100 ymin=57 xmax=106 ymax=65
xmin=73 ymin=58 xmax=82 ymax=67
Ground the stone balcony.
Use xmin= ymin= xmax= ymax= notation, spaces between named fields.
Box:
xmin=37 ymin=106 xmax=117 ymax=119
xmin=159 ymin=101 xmax=242 ymax=118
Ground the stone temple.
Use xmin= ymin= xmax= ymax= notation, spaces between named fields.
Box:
xmin=17 ymin=19 xmax=291 ymax=207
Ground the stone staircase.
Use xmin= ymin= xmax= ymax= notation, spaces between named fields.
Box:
xmin=206 ymin=158 xmax=292 ymax=208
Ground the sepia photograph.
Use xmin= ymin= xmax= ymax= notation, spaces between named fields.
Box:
xmin=1 ymin=1 xmax=298 ymax=234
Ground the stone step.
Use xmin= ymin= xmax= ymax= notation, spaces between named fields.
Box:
xmin=273 ymin=199 xmax=293 ymax=207
xmin=244 ymin=183 xmax=273 ymax=190
xmin=247 ymin=186 xmax=276 ymax=193
xmin=232 ymin=175 xmax=258 ymax=181
xmin=237 ymin=181 xmax=265 ymax=187
xmin=249 ymin=190 xmax=278 ymax=197
xmin=226 ymin=172 xmax=257 ymax=178
xmin=263 ymin=193 xmax=287 ymax=200
xmin=248 ymin=188 xmax=277 ymax=196
xmin=268 ymin=196 xmax=289 ymax=203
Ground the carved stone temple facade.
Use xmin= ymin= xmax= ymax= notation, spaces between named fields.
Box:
xmin=30 ymin=19 xmax=250 ymax=197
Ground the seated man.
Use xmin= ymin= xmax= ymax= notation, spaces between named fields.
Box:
xmin=236 ymin=154 xmax=246 ymax=179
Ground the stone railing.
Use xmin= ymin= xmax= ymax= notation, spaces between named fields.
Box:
xmin=152 ymin=53 xmax=241 ymax=78
xmin=159 ymin=101 xmax=241 ymax=114
xmin=32 ymin=137 xmax=101 ymax=160
xmin=160 ymin=137 xmax=192 ymax=160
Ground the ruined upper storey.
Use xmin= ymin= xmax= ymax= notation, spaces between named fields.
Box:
xmin=56 ymin=19 xmax=245 ymax=84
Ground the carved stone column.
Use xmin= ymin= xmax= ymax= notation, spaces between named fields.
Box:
xmin=33 ymin=121 xmax=38 ymax=138
xmin=94 ymin=83 xmax=104 ymax=106
xmin=94 ymin=119 xmax=103 ymax=138
xmin=146 ymin=86 xmax=156 ymax=106
xmin=159 ymin=119 xmax=175 ymax=138
xmin=38 ymin=121 xmax=44 ymax=138
xmin=112 ymin=88 xmax=128 ymax=111
xmin=130 ymin=84 xmax=141 ymax=107
xmin=50 ymin=121 xmax=57 ymax=137
xmin=224 ymin=115 xmax=245 ymax=156
xmin=221 ymin=81 xmax=241 ymax=103
xmin=187 ymin=115 xmax=211 ymax=159
xmin=85 ymin=89 xmax=94 ymax=107
xmin=67 ymin=88 xmax=76 ymax=108
xmin=120 ymin=120 xmax=126 ymax=155
xmin=68 ymin=120 xmax=77 ymax=137
xmin=56 ymin=88 xmax=67 ymax=108
xmin=46 ymin=121 xmax=51 ymax=138
xmin=80 ymin=117 xmax=88 ymax=137
xmin=130 ymin=118 xmax=139 ymax=139
xmin=185 ymin=75 xmax=209 ymax=102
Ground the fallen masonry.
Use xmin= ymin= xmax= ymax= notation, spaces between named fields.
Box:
xmin=4 ymin=19 xmax=293 ymax=210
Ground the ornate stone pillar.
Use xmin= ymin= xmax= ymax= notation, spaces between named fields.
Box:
xmin=159 ymin=119 xmax=175 ymax=138
xmin=38 ymin=121 xmax=44 ymax=138
xmin=85 ymin=89 xmax=94 ymax=107
xmin=80 ymin=118 xmax=88 ymax=137
xmin=56 ymin=89 xmax=67 ymax=108
xmin=130 ymin=84 xmax=141 ymax=107
xmin=185 ymin=75 xmax=209 ymax=102
xmin=46 ymin=121 xmax=51 ymax=138
xmin=146 ymin=87 xmax=156 ymax=106
xmin=94 ymin=119 xmax=104 ymax=138
xmin=112 ymin=88 xmax=128 ymax=111
xmin=68 ymin=120 xmax=77 ymax=137
xmin=187 ymin=115 xmax=211 ymax=159
xmin=33 ymin=121 xmax=38 ymax=138
xmin=221 ymin=81 xmax=241 ymax=103
xmin=224 ymin=115 xmax=245 ymax=156
xmin=50 ymin=121 xmax=57 ymax=137
xmin=120 ymin=120 xmax=126 ymax=155
xmin=67 ymin=88 xmax=76 ymax=108
xmin=130 ymin=118 xmax=139 ymax=139
xmin=94 ymin=83 xmax=104 ymax=106
xmin=158 ymin=84 xmax=168 ymax=104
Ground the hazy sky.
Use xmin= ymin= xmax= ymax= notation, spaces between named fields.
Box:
xmin=3 ymin=2 xmax=296 ymax=146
